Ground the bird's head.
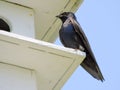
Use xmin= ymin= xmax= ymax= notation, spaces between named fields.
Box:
xmin=56 ymin=12 xmax=76 ymax=23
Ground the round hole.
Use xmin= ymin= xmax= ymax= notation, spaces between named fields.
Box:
xmin=0 ymin=18 xmax=10 ymax=32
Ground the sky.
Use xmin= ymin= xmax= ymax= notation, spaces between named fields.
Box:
xmin=55 ymin=0 xmax=120 ymax=90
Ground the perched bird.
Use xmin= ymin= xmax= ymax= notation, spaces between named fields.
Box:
xmin=56 ymin=12 xmax=104 ymax=81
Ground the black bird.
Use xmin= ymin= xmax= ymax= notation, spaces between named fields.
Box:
xmin=56 ymin=12 xmax=104 ymax=81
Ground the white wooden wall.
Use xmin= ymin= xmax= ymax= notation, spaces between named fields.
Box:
xmin=0 ymin=63 xmax=37 ymax=90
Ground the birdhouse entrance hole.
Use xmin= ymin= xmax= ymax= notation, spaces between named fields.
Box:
xmin=0 ymin=18 xmax=10 ymax=32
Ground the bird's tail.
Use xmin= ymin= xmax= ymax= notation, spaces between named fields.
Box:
xmin=80 ymin=54 xmax=104 ymax=82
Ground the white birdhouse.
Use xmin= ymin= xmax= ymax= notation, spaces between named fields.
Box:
xmin=0 ymin=0 xmax=85 ymax=90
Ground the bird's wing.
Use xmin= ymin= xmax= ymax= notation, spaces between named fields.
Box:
xmin=69 ymin=17 xmax=93 ymax=55
xmin=68 ymin=17 xmax=95 ymax=59
xmin=69 ymin=17 xmax=104 ymax=81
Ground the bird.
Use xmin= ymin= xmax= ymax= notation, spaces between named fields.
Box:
xmin=56 ymin=12 xmax=104 ymax=82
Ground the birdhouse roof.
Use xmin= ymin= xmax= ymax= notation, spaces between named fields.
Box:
xmin=5 ymin=0 xmax=83 ymax=42
xmin=0 ymin=30 xmax=85 ymax=89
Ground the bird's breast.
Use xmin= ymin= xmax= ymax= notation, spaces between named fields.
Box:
xmin=60 ymin=26 xmax=75 ymax=37
xmin=59 ymin=23 xmax=80 ymax=48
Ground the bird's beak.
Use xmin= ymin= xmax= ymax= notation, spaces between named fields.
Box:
xmin=56 ymin=15 xmax=60 ymax=18
xmin=56 ymin=14 xmax=63 ymax=18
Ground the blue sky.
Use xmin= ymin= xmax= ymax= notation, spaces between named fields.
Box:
xmin=55 ymin=0 xmax=120 ymax=90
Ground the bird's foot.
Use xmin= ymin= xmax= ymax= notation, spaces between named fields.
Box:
xmin=74 ymin=49 xmax=80 ymax=54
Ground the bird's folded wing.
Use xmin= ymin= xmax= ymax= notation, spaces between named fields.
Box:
xmin=68 ymin=17 xmax=94 ymax=58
